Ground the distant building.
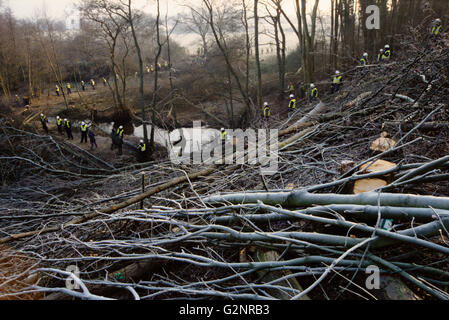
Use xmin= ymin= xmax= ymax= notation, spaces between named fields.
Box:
xmin=65 ymin=7 xmax=81 ymax=31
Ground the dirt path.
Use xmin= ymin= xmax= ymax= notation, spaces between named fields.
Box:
xmin=43 ymin=123 xmax=141 ymax=164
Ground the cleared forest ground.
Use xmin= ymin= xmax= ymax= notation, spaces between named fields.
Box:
xmin=0 ymin=31 xmax=448 ymax=301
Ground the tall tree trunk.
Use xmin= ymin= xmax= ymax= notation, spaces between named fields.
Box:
xmin=151 ymin=0 xmax=163 ymax=151
xmin=165 ymin=8 xmax=178 ymax=128
xmin=127 ymin=0 xmax=149 ymax=145
xmin=241 ymin=0 xmax=251 ymax=98
xmin=254 ymin=0 xmax=262 ymax=112
xmin=203 ymin=0 xmax=253 ymax=124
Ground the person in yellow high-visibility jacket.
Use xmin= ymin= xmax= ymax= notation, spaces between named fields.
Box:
xmin=309 ymin=84 xmax=318 ymax=103
xmin=56 ymin=116 xmax=63 ymax=135
xmin=220 ymin=128 xmax=227 ymax=141
xmin=288 ymin=94 xmax=296 ymax=116
xmin=137 ymin=140 xmax=147 ymax=152
xmin=56 ymin=85 xmax=60 ymax=96
xmin=263 ymin=102 xmax=271 ymax=121
xmin=64 ymin=118 xmax=74 ymax=140
xmin=40 ymin=113 xmax=49 ymax=134
xmin=331 ymin=71 xmax=342 ymax=93
xmin=220 ymin=128 xmax=227 ymax=162
xmin=111 ymin=125 xmax=124 ymax=155
xmin=432 ymin=18 xmax=442 ymax=36
xmin=80 ymin=121 xmax=88 ymax=144
xmin=360 ymin=52 xmax=369 ymax=66
xmin=382 ymin=45 xmax=391 ymax=61
xmin=377 ymin=49 xmax=384 ymax=63
xmin=137 ymin=139 xmax=147 ymax=162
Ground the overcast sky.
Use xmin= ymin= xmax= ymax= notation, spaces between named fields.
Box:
xmin=6 ymin=0 xmax=331 ymax=52
xmin=7 ymin=0 xmax=330 ymax=20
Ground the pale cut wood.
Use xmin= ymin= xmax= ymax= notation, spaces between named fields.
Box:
xmin=370 ymin=132 xmax=396 ymax=152
xmin=360 ymin=159 xmax=397 ymax=173
xmin=353 ymin=178 xmax=387 ymax=194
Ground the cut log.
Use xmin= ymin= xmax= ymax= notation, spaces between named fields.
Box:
xmin=340 ymin=160 xmax=356 ymax=175
xmin=286 ymin=183 xmax=295 ymax=190
xmin=370 ymin=132 xmax=396 ymax=152
xmin=354 ymin=178 xmax=387 ymax=194
xmin=346 ymin=92 xmax=372 ymax=108
xmin=360 ymin=159 xmax=397 ymax=174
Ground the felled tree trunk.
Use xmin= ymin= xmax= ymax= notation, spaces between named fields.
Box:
xmin=254 ymin=250 xmax=310 ymax=300
xmin=372 ymin=275 xmax=421 ymax=300
xmin=279 ymin=102 xmax=328 ymax=136
xmin=206 ymin=190 xmax=449 ymax=211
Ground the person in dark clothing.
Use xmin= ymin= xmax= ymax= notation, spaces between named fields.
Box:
xmin=111 ymin=126 xmax=124 ymax=155
xmin=88 ymin=129 xmax=98 ymax=150
xmin=116 ymin=126 xmax=124 ymax=155
xmin=64 ymin=118 xmax=74 ymax=140
xmin=40 ymin=113 xmax=49 ymax=134
xmin=136 ymin=139 xmax=147 ymax=162
xmin=110 ymin=129 xmax=116 ymax=150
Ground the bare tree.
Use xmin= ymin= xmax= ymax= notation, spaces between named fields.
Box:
xmin=36 ymin=15 xmax=70 ymax=109
xmin=266 ymin=0 xmax=287 ymax=97
xmin=79 ymin=0 xmax=131 ymax=117
xmin=180 ymin=6 xmax=211 ymax=58
xmin=254 ymin=0 xmax=262 ymax=111
xmin=164 ymin=6 xmax=180 ymax=128
xmin=202 ymin=0 xmax=254 ymax=124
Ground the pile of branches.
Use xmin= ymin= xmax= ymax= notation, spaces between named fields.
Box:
xmin=0 ymin=33 xmax=448 ymax=300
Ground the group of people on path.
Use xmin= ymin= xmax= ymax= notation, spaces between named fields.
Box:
xmin=262 ymin=72 xmax=338 ymax=122
xmin=39 ymin=113 xmax=148 ymax=161
xmin=110 ymin=125 xmax=148 ymax=161
xmin=55 ymin=79 xmax=96 ymax=96
xmin=262 ymin=16 xmax=444 ymax=123
xmin=41 ymin=113 xmax=97 ymax=150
